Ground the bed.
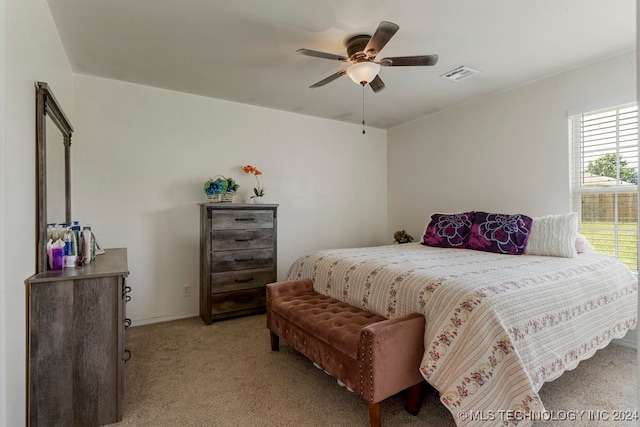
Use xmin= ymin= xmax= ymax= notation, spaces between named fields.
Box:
xmin=286 ymin=239 xmax=637 ymax=426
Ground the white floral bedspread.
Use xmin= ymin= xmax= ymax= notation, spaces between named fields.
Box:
xmin=286 ymin=243 xmax=638 ymax=427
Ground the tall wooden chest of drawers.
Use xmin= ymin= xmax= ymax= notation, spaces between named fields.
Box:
xmin=199 ymin=203 xmax=278 ymax=324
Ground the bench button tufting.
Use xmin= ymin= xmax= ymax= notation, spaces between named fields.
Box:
xmin=268 ymin=281 xmax=425 ymax=419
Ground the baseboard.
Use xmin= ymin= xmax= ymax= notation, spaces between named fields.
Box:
xmin=613 ymin=337 xmax=638 ymax=350
xmin=613 ymin=328 xmax=638 ymax=350
xmin=131 ymin=312 xmax=199 ymax=327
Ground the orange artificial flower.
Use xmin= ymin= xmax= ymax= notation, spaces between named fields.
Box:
xmin=243 ymin=165 xmax=261 ymax=175
xmin=242 ymin=165 xmax=265 ymax=197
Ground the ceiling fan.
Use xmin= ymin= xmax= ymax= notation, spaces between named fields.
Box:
xmin=297 ymin=21 xmax=439 ymax=93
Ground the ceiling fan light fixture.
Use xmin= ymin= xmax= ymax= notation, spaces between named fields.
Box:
xmin=346 ymin=62 xmax=381 ymax=85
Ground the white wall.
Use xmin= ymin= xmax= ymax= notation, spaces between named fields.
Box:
xmin=388 ymin=52 xmax=636 ymax=239
xmin=387 ymin=51 xmax=637 ymax=348
xmin=72 ymin=74 xmax=387 ymax=324
xmin=0 ymin=0 xmax=6 ymax=422
xmin=2 ymin=0 xmax=74 ymax=425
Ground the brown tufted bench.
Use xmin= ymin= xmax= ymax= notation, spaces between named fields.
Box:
xmin=266 ymin=279 xmax=425 ymax=427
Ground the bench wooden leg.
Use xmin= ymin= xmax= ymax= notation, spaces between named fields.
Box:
xmin=368 ymin=402 xmax=381 ymax=427
xmin=405 ymin=382 xmax=422 ymax=416
xmin=270 ymin=331 xmax=279 ymax=351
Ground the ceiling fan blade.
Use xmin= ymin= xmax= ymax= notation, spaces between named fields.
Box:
xmin=369 ymin=75 xmax=386 ymax=93
xmin=380 ymin=55 xmax=439 ymax=67
xmin=309 ymin=70 xmax=347 ymax=88
xmin=296 ymin=48 xmax=348 ymax=62
xmin=364 ymin=21 xmax=399 ymax=58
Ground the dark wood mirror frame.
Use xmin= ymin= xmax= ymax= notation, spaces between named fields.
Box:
xmin=36 ymin=81 xmax=74 ymax=273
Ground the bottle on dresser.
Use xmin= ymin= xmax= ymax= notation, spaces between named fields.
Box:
xmin=71 ymin=221 xmax=81 ymax=254
xmin=63 ymin=226 xmax=78 ymax=268
xmin=82 ymin=225 xmax=96 ymax=264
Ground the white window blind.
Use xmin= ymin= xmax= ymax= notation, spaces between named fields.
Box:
xmin=569 ymin=102 xmax=638 ymax=270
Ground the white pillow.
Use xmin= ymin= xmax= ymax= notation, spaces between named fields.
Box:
xmin=525 ymin=212 xmax=578 ymax=258
xmin=575 ymin=233 xmax=595 ymax=254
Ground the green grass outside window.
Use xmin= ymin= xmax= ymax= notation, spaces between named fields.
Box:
xmin=580 ymin=221 xmax=638 ymax=270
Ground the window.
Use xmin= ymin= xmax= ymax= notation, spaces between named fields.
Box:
xmin=570 ymin=102 xmax=638 ymax=270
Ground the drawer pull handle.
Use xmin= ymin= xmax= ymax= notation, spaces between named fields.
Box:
xmin=234 ymin=238 xmax=252 ymax=242
xmin=234 ymin=257 xmax=254 ymax=262
xmin=234 ymin=277 xmax=254 ymax=283
xmin=123 ymin=349 xmax=131 ymax=363
xmin=235 ymin=217 xmax=255 ymax=222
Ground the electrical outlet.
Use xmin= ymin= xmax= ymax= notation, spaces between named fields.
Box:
xmin=182 ymin=284 xmax=191 ymax=297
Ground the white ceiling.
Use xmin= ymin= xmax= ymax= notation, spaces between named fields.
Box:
xmin=47 ymin=0 xmax=635 ymax=129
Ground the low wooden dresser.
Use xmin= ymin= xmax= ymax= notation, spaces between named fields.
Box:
xmin=199 ymin=203 xmax=278 ymax=324
xmin=26 ymin=248 xmax=130 ymax=426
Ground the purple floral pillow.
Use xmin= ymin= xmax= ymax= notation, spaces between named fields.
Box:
xmin=466 ymin=212 xmax=533 ymax=255
xmin=422 ymin=212 xmax=475 ymax=248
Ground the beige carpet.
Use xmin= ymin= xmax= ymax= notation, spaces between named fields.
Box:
xmin=109 ymin=315 xmax=637 ymax=427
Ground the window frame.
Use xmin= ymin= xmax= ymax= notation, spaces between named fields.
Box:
xmin=569 ymin=102 xmax=638 ymax=270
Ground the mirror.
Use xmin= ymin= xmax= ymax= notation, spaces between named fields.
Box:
xmin=36 ymin=82 xmax=73 ymax=273
xmin=46 ymin=118 xmax=66 ymax=222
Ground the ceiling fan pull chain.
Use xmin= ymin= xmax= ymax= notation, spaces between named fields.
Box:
xmin=361 ymin=83 xmax=366 ymax=134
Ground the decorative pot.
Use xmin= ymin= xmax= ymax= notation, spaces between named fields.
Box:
xmin=252 ymin=196 xmax=264 ymax=204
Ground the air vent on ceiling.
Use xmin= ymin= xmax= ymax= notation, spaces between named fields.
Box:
xmin=441 ymin=66 xmax=480 ymax=82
